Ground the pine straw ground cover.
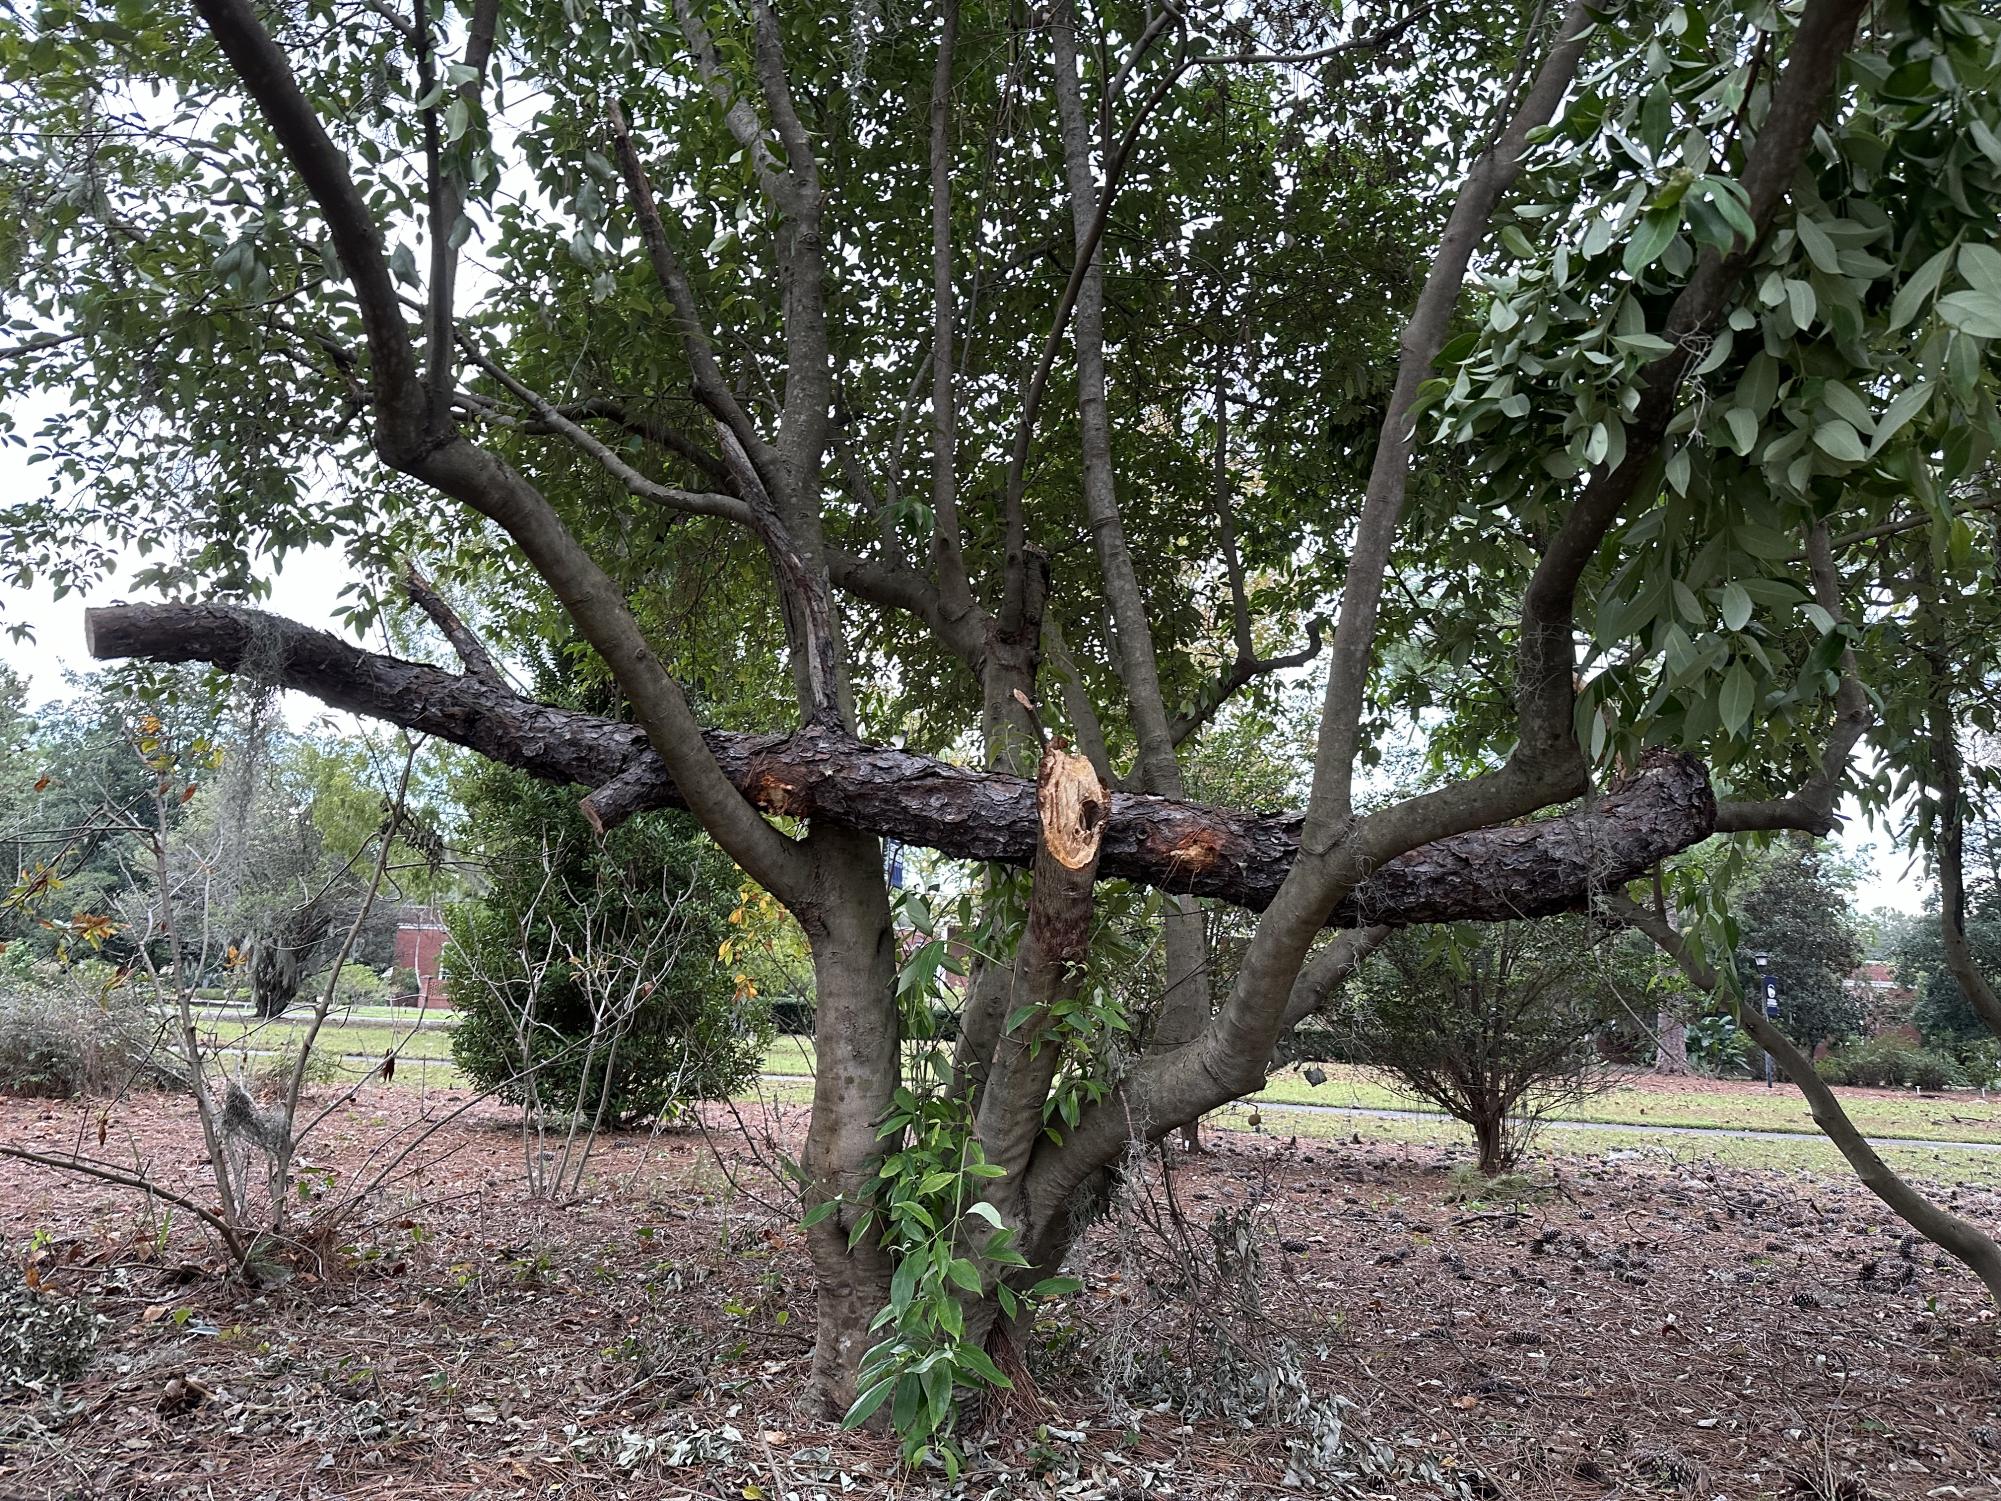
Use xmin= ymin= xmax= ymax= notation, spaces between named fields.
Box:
xmin=1 ymin=1088 xmax=1998 ymax=1501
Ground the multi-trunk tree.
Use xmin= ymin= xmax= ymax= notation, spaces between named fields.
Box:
xmin=7 ymin=0 xmax=2001 ymax=1440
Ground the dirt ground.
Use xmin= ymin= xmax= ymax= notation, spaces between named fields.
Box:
xmin=2 ymin=1086 xmax=1999 ymax=1500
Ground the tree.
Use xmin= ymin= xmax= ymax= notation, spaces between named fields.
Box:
xmin=8 ymin=0 xmax=2001 ymax=1431
xmin=1334 ymin=919 xmax=1630 ymax=1174
xmin=445 ymin=756 xmax=768 ymax=1127
xmin=1894 ymin=900 xmax=2001 ymax=1051
xmin=170 ymin=728 xmax=430 ymax=1015
xmin=1733 ymin=842 xmax=1866 ymax=1050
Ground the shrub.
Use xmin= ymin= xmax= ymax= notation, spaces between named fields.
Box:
xmin=250 ymin=1041 xmax=347 ymax=1092
xmin=1685 ymin=1014 xmax=1759 ymax=1077
xmin=445 ymin=763 xmax=769 ymax=1127
xmin=299 ymin=962 xmax=392 ymax=1009
xmin=0 ymin=973 xmax=165 ymax=1099
xmin=1332 ymin=918 xmax=1634 ymax=1174
xmin=1816 ymin=1035 xmax=1967 ymax=1091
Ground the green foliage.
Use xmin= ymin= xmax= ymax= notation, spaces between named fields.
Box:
xmin=1684 ymin=1013 xmax=1759 ymax=1077
xmin=1815 ymin=1035 xmax=1967 ymax=1092
xmin=445 ymin=759 xmax=766 ymax=1127
xmin=820 ymin=888 xmax=1077 ymax=1472
xmin=1890 ymin=900 xmax=2001 ymax=1049
xmin=299 ymin=963 xmax=392 ymax=1010
xmin=252 ymin=1039 xmax=346 ymax=1092
xmin=0 ymin=1283 xmax=101 ymax=1394
xmin=1732 ymin=842 xmax=1866 ymax=1049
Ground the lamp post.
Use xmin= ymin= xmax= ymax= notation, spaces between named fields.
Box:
xmin=1754 ymin=952 xmax=1778 ymax=1088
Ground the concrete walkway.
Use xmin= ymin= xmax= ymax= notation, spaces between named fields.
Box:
xmin=1221 ymin=1098 xmax=2001 ymax=1154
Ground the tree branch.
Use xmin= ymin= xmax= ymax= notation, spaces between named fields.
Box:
xmin=85 ymin=602 xmax=1720 ymax=928
xmin=401 ymin=563 xmax=503 ymax=684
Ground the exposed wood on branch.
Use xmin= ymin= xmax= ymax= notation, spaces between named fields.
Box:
xmin=87 ymin=601 xmax=1718 ymax=928
xmin=976 ymin=747 xmax=1109 ymax=1174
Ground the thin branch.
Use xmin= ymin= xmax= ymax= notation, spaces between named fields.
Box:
xmin=401 ymin=563 xmax=504 ymax=684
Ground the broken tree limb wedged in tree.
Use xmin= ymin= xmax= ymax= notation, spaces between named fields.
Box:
xmin=84 ymin=601 xmax=1718 ymax=926
xmin=972 ymin=745 xmax=1110 ymax=1174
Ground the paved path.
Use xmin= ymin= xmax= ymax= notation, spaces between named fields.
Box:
xmin=198 ymin=1054 xmax=2001 ymax=1155
xmin=1222 ymin=1098 xmax=2001 ymax=1154
xmin=754 ymin=1072 xmax=2001 ymax=1154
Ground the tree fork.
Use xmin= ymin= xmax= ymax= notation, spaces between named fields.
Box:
xmin=86 ymin=601 xmax=1719 ymax=924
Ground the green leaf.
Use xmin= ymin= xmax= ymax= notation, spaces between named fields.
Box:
xmin=1785 ymin=278 xmax=1816 ymax=330
xmin=1794 ymin=215 xmax=1841 ymax=275
xmin=889 ymin=1255 xmax=919 ymax=1314
xmin=1622 ymin=206 xmax=1680 ymax=278
xmin=1938 ymin=289 xmax=2001 ymax=338
xmin=945 ymin=1257 xmax=982 ymax=1293
xmin=1029 ymin=1276 xmax=1083 ymax=1299
xmin=1724 ymin=407 xmax=1758 ymax=455
xmin=800 ymin=1199 xmax=839 ymax=1228
xmin=1812 ymin=420 xmax=1866 ymax=462
xmin=1718 ymin=663 xmax=1755 ymax=736
xmin=843 ymin=1377 xmax=897 ymax=1430
xmin=1960 ymin=243 xmax=2001 ymax=294
xmin=1719 ymin=582 xmax=1752 ymax=632
xmin=1867 ymin=382 xmax=1933 ymax=456
xmin=963 ymin=1201 xmax=1004 ymax=1227
xmin=1889 ymin=245 xmax=1953 ymax=329
xmin=955 ymin=1346 xmax=1013 ymax=1389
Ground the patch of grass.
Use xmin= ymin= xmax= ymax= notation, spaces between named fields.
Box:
xmin=197 ymin=1018 xmax=457 ymax=1063
xmin=1442 ymin=1165 xmax=1551 ymax=1205
xmin=1236 ymin=1097 xmax=2001 ymax=1189
xmin=762 ymin=1035 xmax=814 ymax=1077
xmin=1256 ymin=1062 xmax=2001 ymax=1145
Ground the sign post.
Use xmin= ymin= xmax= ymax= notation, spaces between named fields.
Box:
xmin=1755 ymin=952 xmax=1778 ymax=1088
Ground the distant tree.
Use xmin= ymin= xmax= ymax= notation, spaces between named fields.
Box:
xmin=1333 ymin=919 xmax=1632 ymax=1175
xmin=1733 ymin=843 xmax=1866 ymax=1051
xmin=1892 ymin=899 xmax=2001 ymax=1052
xmin=169 ymin=727 xmax=446 ymax=1016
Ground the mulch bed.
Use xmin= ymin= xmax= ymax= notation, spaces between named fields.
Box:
xmin=2 ymin=1087 xmax=1998 ymax=1499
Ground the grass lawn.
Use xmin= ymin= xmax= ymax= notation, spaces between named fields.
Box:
xmin=1252 ymin=1061 xmax=2001 ymax=1144
xmin=194 ymin=1016 xmax=458 ymax=1062
xmin=758 ymin=1043 xmax=2001 ymax=1147
xmin=1207 ymin=1098 xmax=2001 ymax=1189
xmin=221 ymin=1023 xmax=2001 ymax=1187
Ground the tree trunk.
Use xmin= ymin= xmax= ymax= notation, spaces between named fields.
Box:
xmin=1607 ymin=894 xmax=2001 ymax=1307
xmin=1654 ymin=1012 xmax=1691 ymax=1074
xmin=1154 ymin=897 xmax=1211 ymax=1151
xmin=1472 ymin=1108 xmax=1508 ymax=1176
xmin=796 ymin=825 xmax=901 ymax=1412
xmin=974 ymin=747 xmax=1108 ymax=1180
xmin=250 ymin=940 xmax=301 ymax=1019
xmin=83 ymin=603 xmax=1721 ymax=928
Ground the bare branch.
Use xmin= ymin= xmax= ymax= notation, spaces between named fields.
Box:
xmin=401 ymin=563 xmax=503 ymax=684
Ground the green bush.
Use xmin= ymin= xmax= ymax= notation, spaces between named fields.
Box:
xmin=1816 ymin=1035 xmax=1967 ymax=1091
xmin=0 ymin=971 xmax=166 ymax=1099
xmin=1334 ymin=919 xmax=1632 ymax=1174
xmin=445 ymin=763 xmax=769 ymax=1127
xmin=299 ymin=962 xmax=392 ymax=1009
xmin=1685 ymin=1014 xmax=1759 ymax=1077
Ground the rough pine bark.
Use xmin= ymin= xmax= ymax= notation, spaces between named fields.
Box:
xmin=85 ymin=603 xmax=1720 ymax=927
